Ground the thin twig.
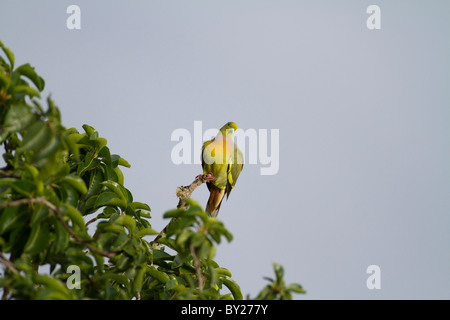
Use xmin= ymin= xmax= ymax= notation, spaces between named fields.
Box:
xmin=1 ymin=288 xmax=9 ymax=300
xmin=46 ymin=200 xmax=116 ymax=258
xmin=0 ymin=252 xmax=18 ymax=274
xmin=0 ymin=197 xmax=116 ymax=258
xmin=85 ymin=217 xmax=97 ymax=228
xmin=151 ymin=173 xmax=212 ymax=246
xmin=0 ymin=197 xmax=44 ymax=208
xmin=175 ymin=174 xmax=212 ymax=209
xmin=0 ymin=169 xmax=18 ymax=178
xmin=189 ymin=243 xmax=203 ymax=292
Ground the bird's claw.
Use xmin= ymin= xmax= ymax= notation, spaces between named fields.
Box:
xmin=196 ymin=172 xmax=215 ymax=181
xmin=205 ymin=172 xmax=215 ymax=181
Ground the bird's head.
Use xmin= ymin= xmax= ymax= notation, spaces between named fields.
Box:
xmin=220 ymin=121 xmax=238 ymax=132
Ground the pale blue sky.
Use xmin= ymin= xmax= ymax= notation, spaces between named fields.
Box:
xmin=1 ymin=1 xmax=449 ymax=299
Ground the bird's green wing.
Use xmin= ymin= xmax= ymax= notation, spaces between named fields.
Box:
xmin=226 ymin=144 xmax=244 ymax=198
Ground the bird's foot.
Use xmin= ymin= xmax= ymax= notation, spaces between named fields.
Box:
xmin=205 ymin=172 xmax=215 ymax=181
xmin=196 ymin=172 xmax=215 ymax=182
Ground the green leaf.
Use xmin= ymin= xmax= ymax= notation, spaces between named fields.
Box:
xmin=183 ymin=198 xmax=204 ymax=211
xmin=221 ymin=278 xmax=243 ymax=300
xmin=129 ymin=202 xmax=151 ymax=212
xmin=216 ymin=267 xmax=232 ymax=278
xmin=219 ymin=293 xmax=234 ymax=300
xmin=99 ymin=272 xmax=129 ymax=286
xmin=35 ymin=275 xmax=71 ymax=298
xmin=101 ymin=163 xmax=119 ymax=183
xmin=198 ymin=241 xmax=215 ymax=260
xmin=34 ymin=132 xmax=61 ymax=162
xmin=2 ymin=104 xmax=35 ymax=136
xmin=96 ymin=221 xmax=123 ymax=237
xmin=286 ymin=283 xmax=306 ymax=294
xmin=86 ymin=169 xmax=103 ymax=198
xmin=14 ymin=85 xmax=41 ymax=99
xmin=136 ymin=228 xmax=159 ymax=238
xmin=77 ymin=152 xmax=101 ymax=176
xmin=152 ymin=249 xmax=173 ymax=261
xmin=11 ymin=180 xmax=36 ymax=197
xmin=23 ymin=163 xmax=39 ymax=180
xmin=64 ymin=127 xmax=79 ymax=135
xmin=0 ymin=178 xmax=15 ymax=195
xmin=124 ymin=188 xmax=133 ymax=205
xmin=63 ymin=132 xmax=80 ymax=160
xmin=190 ymin=231 xmax=206 ymax=248
xmin=254 ymin=286 xmax=272 ymax=300
xmin=147 ymin=266 xmax=170 ymax=284
xmin=114 ymin=215 xmax=136 ymax=234
xmin=0 ymin=40 xmax=14 ymax=69
xmin=95 ymin=192 xmax=127 ymax=210
xmin=31 ymin=203 xmax=50 ymax=225
xmin=111 ymin=154 xmax=120 ymax=168
xmin=273 ymin=263 xmax=284 ymax=283
xmin=132 ymin=266 xmax=146 ymax=294
xmin=114 ymin=253 xmax=132 ymax=271
xmin=60 ymin=175 xmax=88 ymax=195
xmin=118 ymin=157 xmax=131 ymax=168
xmin=0 ymin=206 xmax=27 ymax=234
xmin=32 ymin=99 xmax=45 ymax=115
xmin=20 ymin=121 xmax=52 ymax=152
xmin=46 ymin=96 xmax=60 ymax=123
xmin=62 ymin=184 xmax=79 ymax=208
xmin=98 ymin=146 xmax=112 ymax=165
xmin=110 ymin=233 xmax=130 ymax=251
xmin=83 ymin=195 xmax=98 ymax=214
xmin=24 ymin=222 xmax=50 ymax=255
xmin=101 ymin=180 xmax=126 ymax=201
xmin=91 ymin=137 xmax=107 ymax=151
xmin=15 ymin=63 xmax=45 ymax=91
xmin=36 ymin=289 xmax=72 ymax=300
xmin=67 ymin=132 xmax=87 ymax=144
xmin=82 ymin=124 xmax=96 ymax=137
xmin=97 ymin=207 xmax=118 ymax=219
xmin=163 ymin=208 xmax=189 ymax=219
xmin=165 ymin=279 xmax=181 ymax=291
xmin=110 ymin=168 xmax=122 ymax=187
xmin=207 ymin=261 xmax=219 ymax=288
xmin=61 ymin=203 xmax=86 ymax=231
xmin=0 ymin=71 xmax=11 ymax=90
xmin=54 ymin=221 xmax=69 ymax=253
xmin=176 ymin=229 xmax=193 ymax=248
xmin=263 ymin=276 xmax=274 ymax=283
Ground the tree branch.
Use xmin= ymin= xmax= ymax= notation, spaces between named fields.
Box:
xmin=0 ymin=252 xmax=17 ymax=300
xmin=0 ymin=197 xmax=116 ymax=258
xmin=0 ymin=252 xmax=18 ymax=274
xmin=151 ymin=173 xmax=213 ymax=247
xmin=190 ymin=243 xmax=203 ymax=292
xmin=0 ymin=197 xmax=43 ymax=208
xmin=175 ymin=174 xmax=211 ymax=209
xmin=0 ymin=169 xmax=18 ymax=178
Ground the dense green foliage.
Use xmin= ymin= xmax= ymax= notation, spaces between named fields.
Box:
xmin=0 ymin=41 xmax=305 ymax=300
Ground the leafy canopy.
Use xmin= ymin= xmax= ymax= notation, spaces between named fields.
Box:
xmin=0 ymin=41 xmax=304 ymax=300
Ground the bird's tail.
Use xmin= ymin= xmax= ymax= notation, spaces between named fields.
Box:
xmin=205 ymin=186 xmax=225 ymax=217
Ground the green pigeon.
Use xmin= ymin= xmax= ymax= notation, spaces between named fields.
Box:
xmin=200 ymin=122 xmax=244 ymax=217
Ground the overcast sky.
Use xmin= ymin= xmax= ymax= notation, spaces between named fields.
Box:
xmin=1 ymin=1 xmax=449 ymax=299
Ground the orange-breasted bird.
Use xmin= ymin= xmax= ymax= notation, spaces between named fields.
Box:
xmin=200 ymin=122 xmax=244 ymax=217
